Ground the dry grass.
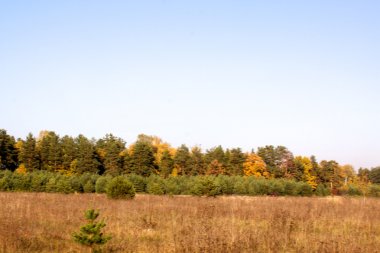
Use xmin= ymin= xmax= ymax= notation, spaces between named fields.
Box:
xmin=0 ymin=193 xmax=380 ymax=252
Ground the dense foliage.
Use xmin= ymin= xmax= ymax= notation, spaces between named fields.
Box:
xmin=0 ymin=129 xmax=379 ymax=196
xmin=106 ymin=176 xmax=135 ymax=199
xmin=0 ymin=170 xmax=380 ymax=197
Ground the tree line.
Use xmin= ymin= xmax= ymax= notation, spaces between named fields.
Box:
xmin=0 ymin=129 xmax=379 ymax=195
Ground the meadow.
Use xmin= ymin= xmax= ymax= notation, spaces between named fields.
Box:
xmin=0 ymin=193 xmax=379 ymax=253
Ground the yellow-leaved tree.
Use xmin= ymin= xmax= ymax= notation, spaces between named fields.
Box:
xmin=294 ymin=156 xmax=318 ymax=189
xmin=15 ymin=163 xmax=27 ymax=174
xmin=339 ymin=164 xmax=356 ymax=185
xmin=243 ymin=153 xmax=270 ymax=178
xmin=134 ymin=134 xmax=176 ymax=167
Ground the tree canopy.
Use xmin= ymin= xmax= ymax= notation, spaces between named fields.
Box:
xmin=0 ymin=128 xmax=378 ymax=193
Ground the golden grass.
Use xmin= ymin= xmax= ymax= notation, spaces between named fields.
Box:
xmin=0 ymin=193 xmax=380 ymax=252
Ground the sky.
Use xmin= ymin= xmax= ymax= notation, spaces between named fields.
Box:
xmin=1 ymin=1 xmax=379 ymax=169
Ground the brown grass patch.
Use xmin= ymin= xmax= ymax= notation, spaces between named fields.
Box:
xmin=0 ymin=193 xmax=379 ymax=252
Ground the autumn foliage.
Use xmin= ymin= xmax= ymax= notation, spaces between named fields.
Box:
xmin=243 ymin=153 xmax=269 ymax=178
xmin=0 ymin=128 xmax=379 ymax=195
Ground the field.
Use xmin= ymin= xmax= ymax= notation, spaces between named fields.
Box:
xmin=0 ymin=193 xmax=379 ymax=253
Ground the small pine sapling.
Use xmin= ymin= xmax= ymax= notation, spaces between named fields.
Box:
xmin=73 ymin=209 xmax=111 ymax=253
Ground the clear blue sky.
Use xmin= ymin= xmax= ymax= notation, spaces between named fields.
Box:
xmin=1 ymin=1 xmax=379 ymax=169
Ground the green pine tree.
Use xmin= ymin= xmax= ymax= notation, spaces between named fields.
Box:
xmin=130 ymin=141 xmax=156 ymax=176
xmin=61 ymin=135 xmax=77 ymax=173
xmin=37 ymin=131 xmax=62 ymax=171
xmin=19 ymin=133 xmax=40 ymax=171
xmin=73 ymin=209 xmax=111 ymax=253
xmin=226 ymin=148 xmax=246 ymax=176
xmin=96 ymin=134 xmax=125 ymax=176
xmin=158 ymin=150 xmax=174 ymax=177
xmin=0 ymin=129 xmax=18 ymax=171
xmin=173 ymin=144 xmax=191 ymax=175
xmin=189 ymin=146 xmax=205 ymax=176
xmin=205 ymin=146 xmax=226 ymax=166
xmin=76 ymin=135 xmax=100 ymax=174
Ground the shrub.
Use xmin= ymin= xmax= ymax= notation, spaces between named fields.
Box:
xmin=0 ymin=171 xmax=13 ymax=191
xmin=70 ymin=177 xmax=83 ymax=193
xmin=163 ymin=177 xmax=182 ymax=195
xmin=106 ymin=176 xmax=135 ymax=199
xmin=30 ymin=172 xmax=49 ymax=192
xmin=79 ymin=173 xmax=99 ymax=193
xmin=268 ymin=180 xmax=286 ymax=196
xmin=147 ymin=182 xmax=165 ymax=195
xmin=284 ymin=180 xmax=298 ymax=196
xmin=215 ymin=175 xmax=235 ymax=195
xmin=233 ymin=178 xmax=248 ymax=195
xmin=347 ymin=185 xmax=363 ymax=196
xmin=368 ymin=184 xmax=380 ymax=197
xmin=56 ymin=176 xmax=74 ymax=194
xmin=12 ymin=173 xmax=32 ymax=191
xmin=83 ymin=181 xmax=95 ymax=193
xmin=247 ymin=178 xmax=269 ymax=195
xmin=46 ymin=177 xmax=58 ymax=192
xmin=0 ymin=170 xmax=6 ymax=179
xmin=246 ymin=179 xmax=259 ymax=196
xmin=297 ymin=182 xmax=313 ymax=196
xmin=95 ymin=176 xmax=111 ymax=193
xmin=191 ymin=176 xmax=221 ymax=197
xmin=79 ymin=173 xmax=92 ymax=186
xmin=315 ymin=184 xmax=330 ymax=196
xmin=175 ymin=176 xmax=194 ymax=195
xmin=126 ymin=174 xmax=146 ymax=192
xmin=146 ymin=175 xmax=166 ymax=195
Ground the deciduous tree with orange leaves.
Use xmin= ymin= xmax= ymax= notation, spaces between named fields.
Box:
xmin=243 ymin=153 xmax=269 ymax=178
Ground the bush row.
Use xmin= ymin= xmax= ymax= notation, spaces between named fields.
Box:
xmin=1 ymin=170 xmax=380 ymax=197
